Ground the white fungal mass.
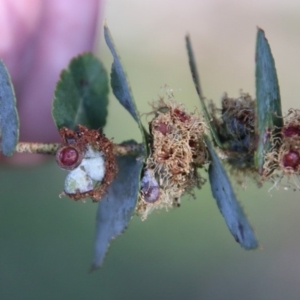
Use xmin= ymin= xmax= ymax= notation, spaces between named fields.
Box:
xmin=64 ymin=167 xmax=93 ymax=194
xmin=64 ymin=146 xmax=106 ymax=195
xmin=80 ymin=146 xmax=106 ymax=181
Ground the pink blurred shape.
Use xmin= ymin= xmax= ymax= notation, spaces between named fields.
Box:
xmin=0 ymin=0 xmax=102 ymax=164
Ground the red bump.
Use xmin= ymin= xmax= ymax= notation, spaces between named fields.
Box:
xmin=173 ymin=108 xmax=190 ymax=122
xmin=282 ymin=126 xmax=300 ymax=137
xmin=282 ymin=150 xmax=300 ymax=169
xmin=155 ymin=122 xmax=170 ymax=135
xmin=56 ymin=146 xmax=82 ymax=170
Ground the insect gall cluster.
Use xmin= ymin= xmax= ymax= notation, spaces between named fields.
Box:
xmin=136 ymin=97 xmax=208 ymax=220
xmin=56 ymin=125 xmax=118 ymax=202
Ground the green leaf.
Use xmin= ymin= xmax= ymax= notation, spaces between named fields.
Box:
xmin=185 ymin=35 xmax=222 ymax=147
xmin=0 ymin=59 xmax=19 ymax=156
xmin=104 ymin=24 xmax=140 ymax=125
xmin=52 ymin=53 xmax=109 ymax=130
xmin=91 ymin=147 xmax=143 ymax=270
xmin=255 ymin=28 xmax=283 ymax=173
xmin=104 ymin=24 xmax=148 ymax=153
xmin=206 ymin=136 xmax=258 ymax=250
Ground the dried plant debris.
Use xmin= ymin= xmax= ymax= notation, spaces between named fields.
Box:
xmin=208 ymin=92 xmax=261 ymax=186
xmin=209 ymin=92 xmax=255 ymax=163
xmin=56 ymin=125 xmax=118 ymax=202
xmin=136 ymin=97 xmax=208 ymax=220
xmin=263 ymin=109 xmax=300 ymax=190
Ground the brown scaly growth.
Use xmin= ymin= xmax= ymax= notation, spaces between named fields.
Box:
xmin=57 ymin=125 xmax=118 ymax=202
xmin=263 ymin=109 xmax=300 ymax=190
xmin=208 ymin=92 xmax=259 ymax=186
xmin=136 ymin=97 xmax=208 ymax=220
xmin=209 ymin=92 xmax=255 ymax=154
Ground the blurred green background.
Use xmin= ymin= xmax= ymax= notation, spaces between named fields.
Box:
xmin=2 ymin=0 xmax=300 ymax=299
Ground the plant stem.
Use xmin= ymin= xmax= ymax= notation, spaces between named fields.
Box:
xmin=16 ymin=142 xmax=60 ymax=155
xmin=15 ymin=142 xmax=143 ymax=156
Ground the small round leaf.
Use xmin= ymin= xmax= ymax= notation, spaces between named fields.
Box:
xmin=52 ymin=53 xmax=109 ymax=130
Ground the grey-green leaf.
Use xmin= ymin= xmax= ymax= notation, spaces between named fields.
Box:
xmin=0 ymin=59 xmax=19 ymax=156
xmin=91 ymin=149 xmax=144 ymax=270
xmin=104 ymin=24 xmax=146 ymax=141
xmin=206 ymin=137 xmax=258 ymax=250
xmin=185 ymin=35 xmax=222 ymax=147
xmin=52 ymin=53 xmax=109 ymax=130
xmin=255 ymin=28 xmax=283 ymax=173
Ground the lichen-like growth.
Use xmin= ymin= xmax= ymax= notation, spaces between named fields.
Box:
xmin=136 ymin=95 xmax=208 ymax=220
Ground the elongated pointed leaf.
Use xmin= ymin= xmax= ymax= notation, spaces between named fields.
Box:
xmin=206 ymin=137 xmax=258 ymax=249
xmin=0 ymin=59 xmax=19 ymax=156
xmin=255 ymin=28 xmax=283 ymax=173
xmin=104 ymin=24 xmax=148 ymax=153
xmin=52 ymin=53 xmax=109 ymax=130
xmin=185 ymin=35 xmax=222 ymax=147
xmin=104 ymin=25 xmax=140 ymax=124
xmin=91 ymin=148 xmax=144 ymax=270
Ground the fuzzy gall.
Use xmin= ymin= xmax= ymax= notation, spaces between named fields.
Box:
xmin=136 ymin=97 xmax=207 ymax=220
